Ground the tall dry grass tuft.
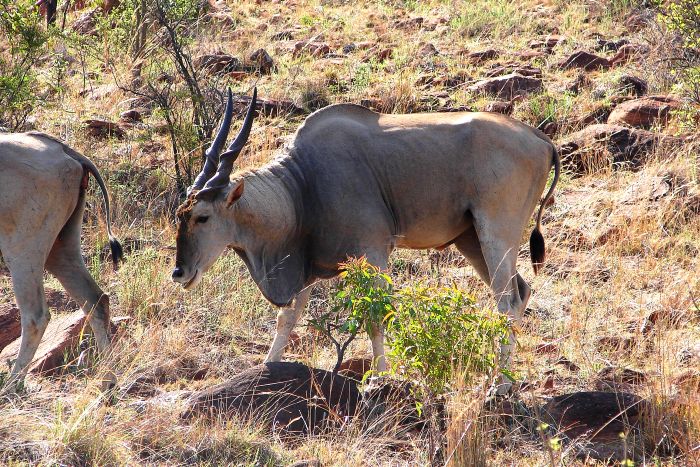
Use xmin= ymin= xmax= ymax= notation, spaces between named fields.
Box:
xmin=444 ymin=372 xmax=492 ymax=467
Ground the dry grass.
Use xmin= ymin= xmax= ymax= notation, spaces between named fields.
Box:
xmin=1 ymin=0 xmax=699 ymax=465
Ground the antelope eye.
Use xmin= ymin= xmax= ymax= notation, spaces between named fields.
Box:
xmin=195 ymin=216 xmax=209 ymax=224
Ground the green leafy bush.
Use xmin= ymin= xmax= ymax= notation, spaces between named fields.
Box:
xmin=387 ymin=285 xmax=510 ymax=392
xmin=308 ymin=257 xmax=510 ymax=392
xmin=658 ymin=0 xmax=700 ymax=102
xmin=307 ymin=257 xmax=394 ymax=372
xmin=0 ymin=0 xmax=50 ymax=129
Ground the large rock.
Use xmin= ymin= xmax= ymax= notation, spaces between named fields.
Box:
xmin=467 ymin=73 xmax=542 ymax=100
xmin=0 ymin=309 xmax=87 ymax=374
xmin=193 ymin=53 xmax=241 ymax=75
xmin=541 ymin=391 xmax=648 ymax=461
xmin=249 ymin=48 xmax=274 ymax=74
xmin=0 ymin=304 xmax=21 ymax=353
xmin=558 ymin=124 xmax=680 ymax=174
xmin=293 ymin=41 xmax=331 ymax=58
xmin=83 ymin=119 xmax=125 ymax=138
xmin=71 ymin=8 xmax=100 ymax=35
xmin=610 ymin=43 xmax=650 ymax=65
xmin=607 ymin=96 xmax=682 ymax=128
xmin=183 ymin=362 xmax=361 ymax=434
xmin=464 ymin=48 xmax=499 ymax=64
xmin=558 ymin=50 xmax=611 ymax=71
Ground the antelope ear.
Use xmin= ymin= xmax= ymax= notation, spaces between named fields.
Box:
xmin=226 ymin=179 xmax=244 ymax=207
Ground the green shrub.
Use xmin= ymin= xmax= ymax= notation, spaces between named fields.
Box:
xmin=387 ymin=285 xmax=510 ymax=392
xmin=0 ymin=0 xmax=50 ymax=130
xmin=658 ymin=0 xmax=700 ymax=103
xmin=307 ymin=257 xmax=394 ymax=372
xmin=308 ymin=257 xmax=510 ymax=392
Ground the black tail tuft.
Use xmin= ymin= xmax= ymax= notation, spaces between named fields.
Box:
xmin=109 ymin=238 xmax=124 ymax=270
xmin=529 ymin=228 xmax=545 ymax=275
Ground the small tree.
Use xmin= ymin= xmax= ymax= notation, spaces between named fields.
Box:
xmin=307 ymin=257 xmax=395 ymax=374
xmin=0 ymin=0 xmax=50 ymax=130
xmin=307 ymin=257 xmax=511 ymax=391
xmin=658 ymin=0 xmax=700 ymax=103
xmin=105 ymin=0 xmax=228 ymax=196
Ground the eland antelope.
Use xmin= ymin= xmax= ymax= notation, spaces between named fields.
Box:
xmin=172 ymin=89 xmax=560 ymax=392
xmin=0 ymin=131 xmax=122 ymax=391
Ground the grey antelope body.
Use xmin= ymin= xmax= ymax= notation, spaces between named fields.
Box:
xmin=173 ymin=90 xmax=559 ymax=390
xmin=0 ymin=132 xmax=122 ymax=390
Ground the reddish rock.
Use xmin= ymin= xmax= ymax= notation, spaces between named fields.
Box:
xmin=466 ymin=49 xmax=499 ymax=64
xmin=183 ymin=362 xmax=361 ymax=434
xmin=618 ymin=75 xmax=648 ymax=96
xmin=485 ymin=63 xmax=542 ymax=78
xmin=293 ymin=41 xmax=331 ymax=58
xmin=529 ymin=35 xmax=565 ymax=51
xmin=0 ymin=310 xmax=86 ymax=375
xmin=393 ymin=16 xmax=423 ymax=30
xmin=0 ymin=304 xmax=21 ymax=353
xmin=417 ymin=42 xmax=439 ymax=57
xmin=228 ymin=71 xmax=248 ymax=81
xmin=540 ymin=121 xmax=558 ymax=137
xmin=558 ymin=50 xmax=611 ymax=71
xmin=360 ymin=98 xmax=384 ymax=111
xmin=555 ymin=356 xmax=580 ymax=372
xmin=102 ymin=0 xmax=119 ymax=13
xmin=71 ymin=8 xmax=100 ymax=35
xmin=484 ymin=100 xmax=514 ymax=115
xmin=249 ymin=48 xmax=274 ymax=74
xmin=610 ymin=43 xmax=649 ymax=65
xmin=625 ymin=12 xmax=654 ymax=33
xmin=365 ymin=47 xmax=394 ymax=63
xmin=83 ymin=119 xmax=125 ymax=138
xmin=558 ymin=124 xmax=681 ymax=174
xmin=119 ymin=109 xmax=142 ymax=123
xmin=337 ymin=357 xmax=373 ymax=380
xmin=270 ymin=29 xmax=296 ymax=41
xmin=193 ymin=53 xmax=241 ymax=75
xmin=597 ymin=335 xmax=634 ymax=351
xmin=541 ymin=392 xmax=648 ymax=461
xmin=576 ymin=104 xmax=612 ymax=125
xmin=467 ymin=73 xmax=542 ymax=100
xmin=512 ymin=49 xmax=545 ymax=60
xmin=595 ymin=366 xmax=646 ymax=391
xmin=607 ymin=95 xmax=682 ymax=128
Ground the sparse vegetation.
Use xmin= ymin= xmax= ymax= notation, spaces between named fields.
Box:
xmin=1 ymin=0 xmax=699 ymax=465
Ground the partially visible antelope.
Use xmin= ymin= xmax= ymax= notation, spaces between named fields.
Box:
xmin=173 ymin=88 xmax=559 ymax=393
xmin=0 ymin=131 xmax=122 ymax=392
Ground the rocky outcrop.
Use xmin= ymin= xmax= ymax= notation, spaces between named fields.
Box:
xmin=467 ymin=73 xmax=542 ymax=100
xmin=558 ymin=124 xmax=681 ymax=174
xmin=183 ymin=362 xmax=362 ymax=434
xmin=558 ymin=50 xmax=611 ymax=71
xmin=607 ymin=96 xmax=682 ymax=128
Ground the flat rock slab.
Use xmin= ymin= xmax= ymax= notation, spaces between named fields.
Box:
xmin=0 ymin=309 xmax=86 ymax=374
xmin=0 ymin=304 xmax=21 ymax=352
xmin=183 ymin=362 xmax=361 ymax=434
xmin=558 ymin=124 xmax=682 ymax=174
xmin=467 ymin=73 xmax=542 ymax=100
xmin=607 ymin=95 xmax=682 ymax=128
xmin=541 ymin=391 xmax=648 ymax=461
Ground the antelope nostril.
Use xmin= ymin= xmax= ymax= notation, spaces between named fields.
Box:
xmin=172 ymin=267 xmax=184 ymax=279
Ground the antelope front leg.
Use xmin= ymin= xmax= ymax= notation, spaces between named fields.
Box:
xmin=265 ymin=287 xmax=311 ymax=363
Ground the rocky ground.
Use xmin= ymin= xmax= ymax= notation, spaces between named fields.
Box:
xmin=1 ymin=0 xmax=699 ymax=465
